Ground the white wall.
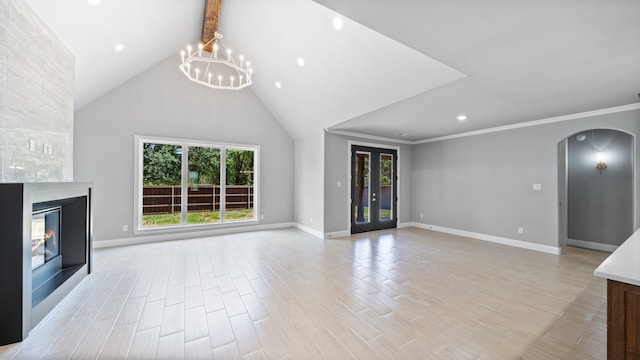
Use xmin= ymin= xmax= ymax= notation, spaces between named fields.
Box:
xmin=294 ymin=132 xmax=325 ymax=234
xmin=0 ymin=0 xmax=73 ymax=182
xmin=74 ymin=55 xmax=294 ymax=243
xmin=323 ymin=132 xmax=412 ymax=234
xmin=411 ymin=108 xmax=640 ymax=248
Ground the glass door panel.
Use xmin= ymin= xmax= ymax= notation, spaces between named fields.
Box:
xmin=354 ymin=151 xmax=371 ymax=225
xmin=379 ymin=153 xmax=393 ymax=221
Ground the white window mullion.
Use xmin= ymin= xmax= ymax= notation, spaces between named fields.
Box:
xmin=181 ymin=145 xmax=189 ymax=224
xmin=220 ymin=148 xmax=227 ymax=222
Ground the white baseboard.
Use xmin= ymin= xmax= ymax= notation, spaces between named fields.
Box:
xmin=324 ymin=230 xmax=350 ymax=238
xmin=411 ymin=222 xmax=561 ymax=255
xmin=293 ymin=223 xmax=325 ymax=239
xmin=398 ymin=222 xmax=412 ymax=229
xmin=93 ymin=222 xmax=295 ymax=248
xmin=568 ymin=238 xmax=617 ymax=252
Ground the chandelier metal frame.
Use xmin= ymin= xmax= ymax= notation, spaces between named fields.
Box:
xmin=179 ymin=32 xmax=253 ymax=90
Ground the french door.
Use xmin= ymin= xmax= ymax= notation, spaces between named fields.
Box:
xmin=351 ymin=145 xmax=397 ymax=234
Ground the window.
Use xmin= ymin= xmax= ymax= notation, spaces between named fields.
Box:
xmin=135 ymin=136 xmax=259 ymax=231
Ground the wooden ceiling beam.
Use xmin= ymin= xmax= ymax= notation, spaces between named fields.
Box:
xmin=201 ymin=0 xmax=223 ymax=51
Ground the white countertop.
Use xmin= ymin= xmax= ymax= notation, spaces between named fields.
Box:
xmin=595 ymin=228 xmax=640 ymax=287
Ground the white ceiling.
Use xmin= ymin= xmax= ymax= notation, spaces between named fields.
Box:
xmin=24 ymin=0 xmax=203 ymax=110
xmin=318 ymin=0 xmax=640 ymax=140
xmin=24 ymin=0 xmax=640 ymax=141
xmin=218 ymin=0 xmax=465 ymax=139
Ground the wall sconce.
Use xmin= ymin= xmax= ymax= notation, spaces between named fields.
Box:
xmin=596 ymin=152 xmax=607 ymax=174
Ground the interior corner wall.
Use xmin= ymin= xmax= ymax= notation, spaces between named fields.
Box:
xmin=293 ymin=132 xmax=325 ymax=233
xmin=324 ymin=132 xmax=412 ymax=234
xmin=73 ymin=55 xmax=294 ymax=243
xmin=0 ymin=0 xmax=74 ymax=182
xmin=411 ymin=108 xmax=640 ymax=248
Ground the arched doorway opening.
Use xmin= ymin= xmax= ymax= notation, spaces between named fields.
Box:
xmin=558 ymin=129 xmax=634 ymax=251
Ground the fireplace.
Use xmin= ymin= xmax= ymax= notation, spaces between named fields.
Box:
xmin=0 ymin=182 xmax=92 ymax=346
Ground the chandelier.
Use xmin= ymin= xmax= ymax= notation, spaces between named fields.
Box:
xmin=179 ymin=32 xmax=253 ymax=90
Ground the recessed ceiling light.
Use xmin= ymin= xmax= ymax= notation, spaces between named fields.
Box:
xmin=275 ymin=81 xmax=282 ymax=89
xmin=114 ymin=43 xmax=125 ymax=52
xmin=333 ymin=17 xmax=343 ymax=31
xmin=296 ymin=57 xmax=305 ymax=67
xmin=88 ymin=0 xmax=101 ymax=5
xmin=456 ymin=114 xmax=468 ymax=121
xmin=396 ymin=132 xmax=408 ymax=137
xmin=576 ymin=134 xmax=586 ymax=141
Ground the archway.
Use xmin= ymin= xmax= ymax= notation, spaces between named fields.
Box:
xmin=558 ymin=129 xmax=634 ymax=251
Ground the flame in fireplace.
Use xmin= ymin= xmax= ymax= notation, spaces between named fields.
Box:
xmin=31 ymin=231 xmax=57 ymax=254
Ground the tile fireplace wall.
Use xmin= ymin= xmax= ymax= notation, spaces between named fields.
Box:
xmin=0 ymin=0 xmax=74 ymax=182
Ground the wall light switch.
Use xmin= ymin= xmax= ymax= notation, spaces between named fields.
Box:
xmin=337 ymin=181 xmax=342 ymax=188
xmin=533 ymin=184 xmax=542 ymax=191
xmin=122 ymin=225 xmax=128 ymax=231
xmin=29 ymin=140 xmax=35 ymax=151
xmin=518 ymin=227 xmax=524 ymax=234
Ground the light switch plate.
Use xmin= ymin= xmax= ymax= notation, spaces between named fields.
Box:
xmin=533 ymin=184 xmax=542 ymax=191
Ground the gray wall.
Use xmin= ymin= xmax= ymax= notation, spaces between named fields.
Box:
xmin=294 ymin=132 xmax=325 ymax=233
xmin=412 ymin=109 xmax=640 ymax=248
xmin=74 ymin=55 xmax=294 ymax=243
xmin=568 ymin=129 xmax=633 ymax=245
xmin=324 ymin=132 xmax=412 ymax=233
xmin=0 ymin=0 xmax=73 ymax=182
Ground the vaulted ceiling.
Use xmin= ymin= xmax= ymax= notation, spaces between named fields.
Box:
xmin=25 ymin=0 xmax=640 ymax=141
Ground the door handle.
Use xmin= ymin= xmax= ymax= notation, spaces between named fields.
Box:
xmin=372 ymin=198 xmax=376 ymax=202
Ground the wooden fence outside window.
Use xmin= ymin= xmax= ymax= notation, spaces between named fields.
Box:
xmin=142 ymin=185 xmax=254 ymax=214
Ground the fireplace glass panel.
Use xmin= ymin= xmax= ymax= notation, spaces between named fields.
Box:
xmin=31 ymin=207 xmax=61 ymax=270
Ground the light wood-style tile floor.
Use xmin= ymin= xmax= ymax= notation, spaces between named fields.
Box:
xmin=0 ymin=228 xmax=609 ymax=359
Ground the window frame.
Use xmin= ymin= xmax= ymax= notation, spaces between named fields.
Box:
xmin=134 ymin=135 xmax=260 ymax=234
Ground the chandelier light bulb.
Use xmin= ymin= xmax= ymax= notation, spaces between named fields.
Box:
xmin=195 ymin=68 xmax=200 ymax=80
xmin=208 ymin=73 xmax=212 ymax=84
xmin=180 ymin=50 xmax=185 ymax=62
xmin=187 ymin=45 xmax=192 ymax=55
xmin=227 ymin=48 xmax=232 ymax=61
xmin=230 ymin=76 xmax=235 ymax=87
xmin=218 ymin=75 xmax=222 ymax=86
xmin=239 ymin=55 xmax=244 ymax=67
xmin=213 ymin=43 xmax=218 ymax=58
xmin=198 ymin=43 xmax=203 ymax=56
